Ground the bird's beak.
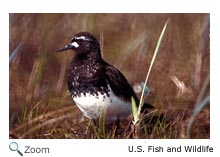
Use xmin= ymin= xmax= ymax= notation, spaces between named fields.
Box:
xmin=56 ymin=41 xmax=79 ymax=52
xmin=56 ymin=43 xmax=72 ymax=52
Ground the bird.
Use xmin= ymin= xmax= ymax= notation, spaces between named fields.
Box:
xmin=56 ymin=32 xmax=153 ymax=125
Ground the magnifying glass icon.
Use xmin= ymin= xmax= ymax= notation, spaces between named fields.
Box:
xmin=9 ymin=142 xmax=23 ymax=156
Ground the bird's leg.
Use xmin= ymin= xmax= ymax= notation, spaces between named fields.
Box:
xmin=92 ymin=119 xmax=98 ymax=127
xmin=115 ymin=118 xmax=120 ymax=128
xmin=111 ymin=118 xmax=120 ymax=136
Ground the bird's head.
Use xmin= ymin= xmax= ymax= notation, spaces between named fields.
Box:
xmin=56 ymin=32 xmax=101 ymax=58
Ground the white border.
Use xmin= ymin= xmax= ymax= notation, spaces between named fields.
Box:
xmin=1 ymin=0 xmax=220 ymax=157
xmin=0 ymin=0 xmax=214 ymax=13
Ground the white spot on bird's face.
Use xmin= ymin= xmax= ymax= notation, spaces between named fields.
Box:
xmin=76 ymin=36 xmax=86 ymax=40
xmin=71 ymin=41 xmax=79 ymax=48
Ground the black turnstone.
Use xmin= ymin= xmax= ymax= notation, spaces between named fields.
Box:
xmin=57 ymin=32 xmax=153 ymax=124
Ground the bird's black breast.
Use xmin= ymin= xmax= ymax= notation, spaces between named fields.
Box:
xmin=67 ymin=59 xmax=110 ymax=98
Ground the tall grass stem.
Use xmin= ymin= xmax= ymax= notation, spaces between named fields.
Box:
xmin=137 ymin=19 xmax=169 ymax=116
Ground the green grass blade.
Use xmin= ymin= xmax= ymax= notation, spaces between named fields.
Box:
xmin=131 ymin=96 xmax=139 ymax=124
xmin=138 ymin=19 xmax=169 ymax=115
xmin=98 ymin=108 xmax=106 ymax=138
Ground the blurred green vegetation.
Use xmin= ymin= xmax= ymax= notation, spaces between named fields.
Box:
xmin=9 ymin=13 xmax=209 ymax=139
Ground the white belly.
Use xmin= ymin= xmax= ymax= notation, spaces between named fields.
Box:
xmin=73 ymin=89 xmax=132 ymax=124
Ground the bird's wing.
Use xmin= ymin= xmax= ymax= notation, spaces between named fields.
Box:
xmin=105 ymin=63 xmax=154 ymax=109
xmin=105 ymin=64 xmax=139 ymax=102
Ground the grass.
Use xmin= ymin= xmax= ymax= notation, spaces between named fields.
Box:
xmin=9 ymin=13 xmax=210 ymax=139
